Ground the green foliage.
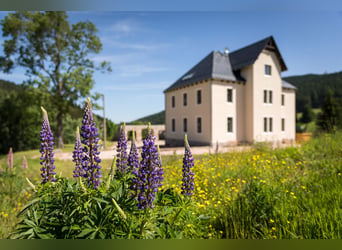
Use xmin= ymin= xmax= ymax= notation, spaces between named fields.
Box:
xmin=0 ymin=84 xmax=52 ymax=154
xmin=0 ymin=158 xmax=32 ymax=238
xmin=0 ymin=80 xmax=116 ymax=154
xmin=11 ymin=174 xmax=207 ymax=239
xmin=300 ymin=98 xmax=314 ymax=123
xmin=284 ymin=71 xmax=342 ymax=113
xmin=0 ymin=11 xmax=111 ymax=148
xmin=3 ymin=132 xmax=342 ymax=239
xmin=316 ymin=89 xmax=342 ymax=133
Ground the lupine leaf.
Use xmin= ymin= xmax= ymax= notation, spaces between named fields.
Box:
xmin=77 ymin=228 xmax=96 ymax=238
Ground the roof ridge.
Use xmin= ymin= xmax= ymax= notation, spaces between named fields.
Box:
xmin=230 ymin=36 xmax=273 ymax=55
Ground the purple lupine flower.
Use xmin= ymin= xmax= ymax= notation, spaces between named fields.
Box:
xmin=80 ymin=98 xmax=102 ymax=189
xmin=22 ymin=156 xmax=28 ymax=170
xmin=40 ymin=107 xmax=56 ymax=183
xmin=128 ymin=130 xmax=139 ymax=172
xmin=116 ymin=123 xmax=128 ymax=175
xmin=7 ymin=147 xmax=13 ymax=169
xmin=129 ymin=130 xmax=140 ymax=194
xmin=136 ymin=124 xmax=163 ymax=209
xmin=181 ymin=134 xmax=195 ymax=196
xmin=72 ymin=127 xmax=85 ymax=178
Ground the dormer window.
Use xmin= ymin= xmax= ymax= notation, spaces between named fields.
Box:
xmin=265 ymin=65 xmax=271 ymax=75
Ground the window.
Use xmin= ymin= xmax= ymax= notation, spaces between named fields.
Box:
xmin=171 ymin=96 xmax=175 ymax=108
xmin=264 ymin=90 xmax=273 ymax=104
xmin=171 ymin=119 xmax=176 ymax=132
xmin=227 ymin=117 xmax=233 ymax=133
xmin=197 ymin=90 xmax=202 ymax=104
xmin=227 ymin=88 xmax=233 ymax=103
xmin=264 ymin=117 xmax=273 ymax=133
xmin=265 ymin=65 xmax=271 ymax=75
xmin=281 ymin=94 xmax=285 ymax=106
xmin=264 ymin=117 xmax=268 ymax=132
xmin=281 ymin=118 xmax=285 ymax=132
xmin=264 ymin=90 xmax=267 ymax=103
xmin=197 ymin=117 xmax=202 ymax=134
xmin=183 ymin=93 xmax=187 ymax=106
xmin=183 ymin=118 xmax=187 ymax=133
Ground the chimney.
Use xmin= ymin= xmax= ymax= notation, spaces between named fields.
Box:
xmin=224 ymin=47 xmax=229 ymax=55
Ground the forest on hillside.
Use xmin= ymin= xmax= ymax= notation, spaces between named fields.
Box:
xmin=284 ymin=71 xmax=342 ymax=112
xmin=0 ymin=80 xmax=117 ymax=154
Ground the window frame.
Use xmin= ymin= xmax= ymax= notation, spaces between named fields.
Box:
xmin=183 ymin=118 xmax=188 ymax=133
xmin=264 ymin=117 xmax=268 ymax=132
xmin=183 ymin=93 xmax=187 ymax=107
xmin=171 ymin=95 xmax=175 ymax=108
xmin=196 ymin=117 xmax=202 ymax=134
xmin=171 ymin=118 xmax=176 ymax=133
xmin=227 ymin=117 xmax=233 ymax=133
xmin=264 ymin=90 xmax=268 ymax=103
xmin=265 ymin=64 xmax=271 ymax=76
xmin=227 ymin=88 xmax=233 ymax=103
xmin=281 ymin=118 xmax=285 ymax=132
xmin=196 ymin=89 xmax=202 ymax=105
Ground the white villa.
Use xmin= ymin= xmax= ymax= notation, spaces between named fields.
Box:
xmin=164 ymin=36 xmax=296 ymax=146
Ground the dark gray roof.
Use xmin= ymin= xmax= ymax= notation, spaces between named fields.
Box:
xmin=164 ymin=36 xmax=287 ymax=93
xmin=282 ymin=80 xmax=297 ymax=90
xmin=164 ymin=51 xmax=244 ymax=93
xmin=229 ymin=36 xmax=287 ymax=72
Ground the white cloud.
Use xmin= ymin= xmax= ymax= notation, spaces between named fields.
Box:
xmin=108 ymin=19 xmax=144 ymax=34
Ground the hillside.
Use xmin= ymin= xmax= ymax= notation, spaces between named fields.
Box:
xmin=129 ymin=110 xmax=165 ymax=125
xmin=283 ymin=71 xmax=342 ymax=112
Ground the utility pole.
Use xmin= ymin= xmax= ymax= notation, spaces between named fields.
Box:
xmin=102 ymin=94 xmax=107 ymax=149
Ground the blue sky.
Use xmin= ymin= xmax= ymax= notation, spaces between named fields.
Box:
xmin=0 ymin=11 xmax=342 ymax=123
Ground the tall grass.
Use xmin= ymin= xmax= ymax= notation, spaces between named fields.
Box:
xmin=1 ymin=133 xmax=342 ymax=238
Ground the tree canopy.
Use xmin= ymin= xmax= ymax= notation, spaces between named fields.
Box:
xmin=316 ymin=89 xmax=342 ymax=133
xmin=0 ymin=11 xmax=111 ymax=148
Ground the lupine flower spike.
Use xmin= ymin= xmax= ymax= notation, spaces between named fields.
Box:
xmin=129 ymin=130 xmax=140 ymax=195
xmin=136 ymin=123 xmax=163 ymax=209
xmin=22 ymin=156 xmax=28 ymax=170
xmin=181 ymin=134 xmax=195 ymax=196
xmin=80 ymin=98 xmax=102 ymax=189
xmin=72 ymin=127 xmax=85 ymax=178
xmin=40 ymin=107 xmax=56 ymax=183
xmin=7 ymin=147 xmax=13 ymax=169
xmin=116 ymin=123 xmax=128 ymax=175
xmin=128 ymin=130 xmax=139 ymax=173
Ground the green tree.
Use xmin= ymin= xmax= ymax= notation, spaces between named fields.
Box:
xmin=0 ymin=11 xmax=111 ymax=148
xmin=300 ymin=98 xmax=314 ymax=123
xmin=316 ymin=89 xmax=341 ymax=133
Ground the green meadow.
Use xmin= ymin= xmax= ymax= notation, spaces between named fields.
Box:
xmin=0 ymin=133 xmax=341 ymax=239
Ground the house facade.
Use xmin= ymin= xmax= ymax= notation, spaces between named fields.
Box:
xmin=164 ymin=36 xmax=296 ymax=146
